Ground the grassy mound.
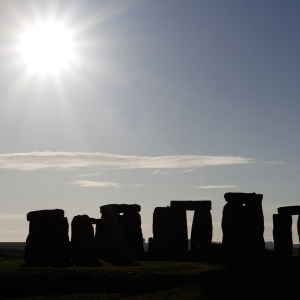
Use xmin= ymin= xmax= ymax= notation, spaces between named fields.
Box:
xmin=1 ymin=254 xmax=300 ymax=299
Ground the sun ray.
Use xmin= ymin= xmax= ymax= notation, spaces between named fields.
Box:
xmin=20 ymin=21 xmax=74 ymax=73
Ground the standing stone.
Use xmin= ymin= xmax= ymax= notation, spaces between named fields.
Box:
xmin=122 ymin=212 xmax=144 ymax=259
xmin=222 ymin=193 xmax=265 ymax=257
xmin=222 ymin=202 xmax=245 ymax=257
xmin=24 ymin=209 xmax=70 ymax=266
xmin=152 ymin=207 xmax=188 ymax=257
xmin=48 ymin=217 xmax=70 ymax=266
xmin=191 ymin=210 xmax=213 ymax=252
xmin=71 ymin=215 xmax=98 ymax=265
xmin=244 ymin=194 xmax=265 ymax=256
xmin=298 ymin=215 xmax=300 ymax=255
xmin=24 ymin=219 xmax=49 ymax=265
xmin=99 ymin=213 xmax=129 ymax=261
xmin=98 ymin=204 xmax=144 ymax=262
xmin=273 ymin=214 xmax=293 ymax=258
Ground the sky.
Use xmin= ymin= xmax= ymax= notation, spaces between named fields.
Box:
xmin=0 ymin=0 xmax=300 ymax=243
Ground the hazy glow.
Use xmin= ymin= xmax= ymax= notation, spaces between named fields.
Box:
xmin=21 ymin=22 xmax=74 ymax=73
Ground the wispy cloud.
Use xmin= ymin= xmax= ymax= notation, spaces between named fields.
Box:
xmin=266 ymin=161 xmax=286 ymax=165
xmin=69 ymin=180 xmax=145 ymax=188
xmin=181 ymin=169 xmax=195 ymax=173
xmin=128 ymin=184 xmax=146 ymax=188
xmin=152 ymin=170 xmax=160 ymax=175
xmin=0 ymin=152 xmax=254 ymax=171
xmin=195 ymin=185 xmax=238 ymax=189
xmin=70 ymin=180 xmax=122 ymax=188
xmin=73 ymin=172 xmax=102 ymax=178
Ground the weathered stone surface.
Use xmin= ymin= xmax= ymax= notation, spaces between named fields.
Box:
xmin=24 ymin=210 xmax=70 ymax=266
xmin=152 ymin=207 xmax=188 ymax=256
xmin=191 ymin=210 xmax=213 ymax=252
xmin=27 ymin=209 xmax=64 ymax=221
xmin=221 ymin=202 xmax=245 ymax=257
xmin=71 ymin=215 xmax=98 ymax=265
xmin=277 ymin=206 xmax=300 ymax=215
xmin=89 ymin=218 xmax=101 ymax=225
xmin=98 ymin=213 xmax=130 ymax=261
xmin=273 ymin=214 xmax=293 ymax=258
xmin=48 ymin=217 xmax=70 ymax=266
xmin=24 ymin=219 xmax=49 ymax=265
xmin=122 ymin=212 xmax=144 ymax=259
xmin=224 ymin=193 xmax=263 ymax=205
xmin=244 ymin=197 xmax=265 ymax=256
xmin=96 ymin=210 xmax=144 ymax=261
xmin=222 ymin=193 xmax=265 ymax=257
xmin=170 ymin=201 xmax=211 ymax=211
xmin=100 ymin=204 xmax=141 ymax=215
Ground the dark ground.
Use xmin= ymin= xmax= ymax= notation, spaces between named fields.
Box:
xmin=1 ymin=251 xmax=300 ymax=299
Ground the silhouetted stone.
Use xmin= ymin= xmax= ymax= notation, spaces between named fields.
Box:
xmin=244 ymin=195 xmax=265 ymax=256
xmin=224 ymin=192 xmax=263 ymax=205
xmin=222 ymin=193 xmax=265 ymax=257
xmin=27 ymin=209 xmax=64 ymax=221
xmin=48 ymin=217 xmax=71 ymax=266
xmin=24 ymin=209 xmax=70 ymax=266
xmin=100 ymin=204 xmax=141 ymax=215
xmin=89 ymin=218 xmax=101 ymax=225
xmin=122 ymin=212 xmax=144 ymax=259
xmin=298 ymin=215 xmax=300 ymax=255
xmin=170 ymin=200 xmax=211 ymax=211
xmin=277 ymin=206 xmax=300 ymax=215
xmin=273 ymin=213 xmax=293 ymax=258
xmin=191 ymin=210 xmax=213 ymax=252
xmin=71 ymin=215 xmax=98 ymax=265
xmin=151 ymin=207 xmax=188 ymax=258
xmin=222 ymin=202 xmax=245 ymax=257
xmin=98 ymin=213 xmax=131 ymax=261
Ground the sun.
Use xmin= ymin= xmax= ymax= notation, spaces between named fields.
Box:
xmin=21 ymin=22 xmax=74 ymax=73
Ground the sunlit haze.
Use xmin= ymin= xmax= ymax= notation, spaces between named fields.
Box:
xmin=0 ymin=0 xmax=300 ymax=244
xmin=20 ymin=22 xmax=74 ymax=73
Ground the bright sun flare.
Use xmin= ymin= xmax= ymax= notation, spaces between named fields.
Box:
xmin=21 ymin=22 xmax=74 ymax=73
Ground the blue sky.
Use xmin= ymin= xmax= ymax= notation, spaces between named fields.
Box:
xmin=0 ymin=0 xmax=300 ymax=243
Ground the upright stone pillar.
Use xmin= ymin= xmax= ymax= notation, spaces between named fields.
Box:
xmin=222 ymin=202 xmax=245 ymax=257
xmin=98 ymin=204 xmax=144 ymax=262
xmin=222 ymin=193 xmax=265 ymax=257
xmin=273 ymin=206 xmax=300 ymax=258
xmin=152 ymin=207 xmax=188 ymax=257
xmin=71 ymin=215 xmax=98 ymax=265
xmin=244 ymin=194 xmax=265 ymax=256
xmin=24 ymin=209 xmax=70 ymax=266
xmin=273 ymin=213 xmax=293 ymax=258
xmin=191 ymin=210 xmax=213 ymax=252
xmin=123 ymin=212 xmax=144 ymax=259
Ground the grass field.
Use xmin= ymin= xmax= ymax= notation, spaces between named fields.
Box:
xmin=1 ymin=252 xmax=300 ymax=299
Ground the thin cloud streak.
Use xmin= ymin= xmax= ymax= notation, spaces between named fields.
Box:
xmin=70 ymin=180 xmax=122 ymax=188
xmin=195 ymin=185 xmax=238 ymax=189
xmin=0 ymin=152 xmax=254 ymax=171
xmin=181 ymin=169 xmax=195 ymax=173
xmin=69 ymin=180 xmax=145 ymax=188
xmin=73 ymin=172 xmax=102 ymax=178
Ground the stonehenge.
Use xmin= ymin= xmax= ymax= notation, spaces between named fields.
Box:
xmin=23 ymin=195 xmax=300 ymax=265
xmin=273 ymin=205 xmax=300 ymax=258
xmin=71 ymin=215 xmax=98 ymax=265
xmin=222 ymin=193 xmax=265 ymax=257
xmin=24 ymin=209 xmax=70 ymax=266
xmin=95 ymin=204 xmax=144 ymax=262
xmin=149 ymin=200 xmax=212 ymax=258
